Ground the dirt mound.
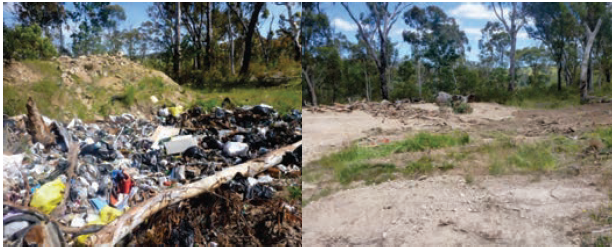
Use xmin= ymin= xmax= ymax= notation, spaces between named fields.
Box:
xmin=2 ymin=61 xmax=43 ymax=84
xmin=54 ymin=54 xmax=178 ymax=88
xmin=3 ymin=54 xmax=179 ymax=90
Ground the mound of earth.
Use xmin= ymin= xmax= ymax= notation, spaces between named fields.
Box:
xmin=3 ymin=54 xmax=178 ymax=89
xmin=3 ymin=54 xmax=185 ymax=121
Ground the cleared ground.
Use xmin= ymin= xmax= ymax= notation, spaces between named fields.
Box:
xmin=303 ymin=103 xmax=612 ymax=247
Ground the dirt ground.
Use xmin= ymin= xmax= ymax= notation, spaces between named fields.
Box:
xmin=303 ymin=102 xmax=612 ymax=247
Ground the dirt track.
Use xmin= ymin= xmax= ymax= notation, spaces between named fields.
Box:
xmin=303 ymin=103 xmax=612 ymax=247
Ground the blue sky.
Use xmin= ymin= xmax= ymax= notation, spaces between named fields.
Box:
xmin=3 ymin=2 xmax=290 ymax=53
xmin=323 ymin=2 xmax=541 ymax=62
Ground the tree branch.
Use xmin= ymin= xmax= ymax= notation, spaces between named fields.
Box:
xmin=341 ymin=2 xmax=381 ymax=67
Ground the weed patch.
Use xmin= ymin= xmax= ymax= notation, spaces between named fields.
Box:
xmin=287 ymin=186 xmax=302 ymax=201
xmin=337 ymin=163 xmax=396 ymax=185
xmin=314 ymin=132 xmax=470 ymax=186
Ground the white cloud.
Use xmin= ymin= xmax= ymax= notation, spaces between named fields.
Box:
xmin=517 ymin=31 xmax=528 ymax=39
xmin=391 ymin=27 xmax=406 ymax=36
xmin=3 ymin=2 xmax=16 ymax=13
xmin=448 ymin=3 xmax=508 ymax=20
xmin=463 ymin=27 xmax=482 ymax=37
xmin=332 ymin=18 xmax=356 ymax=32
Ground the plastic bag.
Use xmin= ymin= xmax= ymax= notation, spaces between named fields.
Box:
xmin=100 ymin=206 xmax=123 ymax=224
xmin=30 ymin=178 xmax=65 ymax=214
xmin=169 ymin=106 xmax=184 ymax=117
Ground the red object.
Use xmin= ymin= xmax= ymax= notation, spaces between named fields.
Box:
xmin=119 ymin=170 xmax=134 ymax=194
xmin=163 ymin=181 xmax=172 ymax=187
xmin=110 ymin=193 xmax=118 ymax=206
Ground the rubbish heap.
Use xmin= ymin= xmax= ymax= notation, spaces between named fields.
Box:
xmin=3 ymin=97 xmax=302 ymax=247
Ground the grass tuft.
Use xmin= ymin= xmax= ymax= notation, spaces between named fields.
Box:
xmin=314 ymin=132 xmax=470 ymax=186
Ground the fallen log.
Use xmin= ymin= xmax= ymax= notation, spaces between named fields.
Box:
xmin=86 ymin=141 xmax=302 ymax=246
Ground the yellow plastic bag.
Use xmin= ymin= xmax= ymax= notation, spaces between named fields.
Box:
xmin=100 ymin=206 xmax=123 ymax=224
xmin=169 ymin=106 xmax=183 ymax=117
xmin=75 ymin=206 xmax=124 ymax=246
xmin=29 ymin=178 xmax=65 ymax=214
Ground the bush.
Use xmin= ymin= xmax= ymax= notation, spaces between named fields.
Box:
xmin=452 ymin=102 xmax=473 ymax=114
xmin=3 ymin=24 xmax=57 ymax=61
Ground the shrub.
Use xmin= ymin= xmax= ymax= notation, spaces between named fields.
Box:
xmin=3 ymin=24 xmax=57 ymax=61
xmin=452 ymin=102 xmax=473 ymax=114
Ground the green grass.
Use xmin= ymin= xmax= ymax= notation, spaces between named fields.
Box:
xmin=404 ymin=157 xmax=436 ymax=175
xmin=313 ymin=132 xmax=470 ymax=186
xmin=587 ymin=127 xmax=613 ymax=151
xmin=3 ymin=59 xmax=301 ymax=121
xmin=479 ymin=134 xmax=587 ymax=175
xmin=23 ymin=60 xmax=61 ymax=78
xmin=507 ymin=142 xmax=558 ymax=172
xmin=185 ymin=79 xmax=302 ymax=115
xmin=504 ymin=84 xmax=579 ymax=109
xmin=287 ymin=185 xmax=302 ymax=201
xmin=338 ymin=163 xmax=397 ymax=185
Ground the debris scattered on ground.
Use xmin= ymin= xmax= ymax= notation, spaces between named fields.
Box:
xmin=306 ymin=99 xmax=442 ymax=121
xmin=3 ymin=98 xmax=302 ymax=246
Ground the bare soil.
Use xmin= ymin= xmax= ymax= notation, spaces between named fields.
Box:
xmin=303 ymin=103 xmax=612 ymax=247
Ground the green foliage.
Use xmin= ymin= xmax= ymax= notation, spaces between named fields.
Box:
xmin=452 ymin=102 xmax=473 ymax=114
xmin=191 ymin=99 xmax=218 ymax=111
xmin=3 ymin=24 xmax=57 ymax=61
xmin=119 ymin=85 xmax=137 ymax=106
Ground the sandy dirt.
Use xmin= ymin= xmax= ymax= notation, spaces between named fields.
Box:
xmin=303 ymin=103 xmax=518 ymax=164
xmin=302 ymin=103 xmax=612 ymax=247
xmin=304 ymin=174 xmax=608 ymax=247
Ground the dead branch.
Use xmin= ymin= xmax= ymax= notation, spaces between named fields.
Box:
xmin=86 ymin=141 xmax=302 ymax=246
xmin=50 ymin=143 xmax=80 ymax=218
xmin=25 ymin=97 xmax=55 ymax=146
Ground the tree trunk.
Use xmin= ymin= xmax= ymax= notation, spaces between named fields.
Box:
xmin=205 ymin=2 xmax=213 ymax=70
xmin=174 ymin=2 xmax=181 ymax=84
xmin=557 ymin=61 xmax=562 ymax=91
xmin=302 ymin=68 xmax=318 ymax=106
xmin=378 ymin=65 xmax=390 ymax=100
xmin=58 ymin=23 xmax=65 ymax=55
xmin=227 ymin=8 xmax=235 ymax=75
xmin=580 ymin=19 xmax=602 ymax=100
xmin=508 ymin=33 xmax=517 ymax=91
xmin=418 ymin=60 xmax=422 ymax=98
xmin=588 ymin=52 xmax=593 ymax=92
xmin=332 ymin=78 xmax=336 ymax=104
xmin=364 ymin=61 xmax=370 ymax=102
xmin=239 ymin=3 xmax=264 ymax=76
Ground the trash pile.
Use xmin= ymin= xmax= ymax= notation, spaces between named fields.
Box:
xmin=3 ymin=97 xmax=302 ymax=246
xmin=129 ymin=183 xmax=302 ymax=247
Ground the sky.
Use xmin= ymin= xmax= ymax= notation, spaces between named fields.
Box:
xmin=2 ymin=2 xmax=291 ymax=54
xmin=324 ymin=2 xmax=542 ymax=62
